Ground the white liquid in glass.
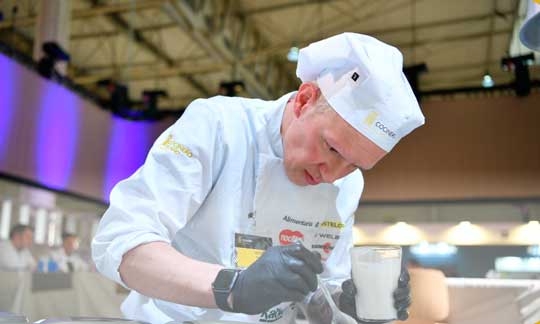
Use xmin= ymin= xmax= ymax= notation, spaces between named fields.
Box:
xmin=350 ymin=246 xmax=402 ymax=322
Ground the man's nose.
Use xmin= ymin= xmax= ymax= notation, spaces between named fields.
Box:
xmin=319 ymin=156 xmax=350 ymax=183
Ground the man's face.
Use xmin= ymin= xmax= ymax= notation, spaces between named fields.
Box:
xmin=63 ymin=236 xmax=79 ymax=255
xmin=20 ymin=229 xmax=33 ymax=249
xmin=282 ymin=84 xmax=387 ymax=186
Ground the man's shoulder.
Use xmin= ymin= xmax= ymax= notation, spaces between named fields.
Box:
xmin=179 ymin=96 xmax=272 ymax=138
xmin=0 ymin=240 xmax=13 ymax=251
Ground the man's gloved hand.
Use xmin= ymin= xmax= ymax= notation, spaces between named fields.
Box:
xmin=338 ymin=268 xmax=411 ymax=323
xmin=231 ymin=243 xmax=323 ymax=315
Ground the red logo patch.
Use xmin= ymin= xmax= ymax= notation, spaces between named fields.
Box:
xmin=323 ymin=242 xmax=333 ymax=254
xmin=279 ymin=229 xmax=304 ymax=245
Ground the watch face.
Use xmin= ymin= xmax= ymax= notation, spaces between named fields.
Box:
xmin=213 ymin=269 xmax=238 ymax=290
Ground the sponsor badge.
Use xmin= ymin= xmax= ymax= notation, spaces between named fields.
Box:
xmin=235 ymin=233 xmax=272 ymax=268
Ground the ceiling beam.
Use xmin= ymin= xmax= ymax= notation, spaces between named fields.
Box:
xmin=237 ymin=0 xmax=339 ymax=16
xmin=79 ymin=0 xmax=211 ymax=96
xmin=71 ymin=27 xmax=515 ymax=85
xmin=161 ymin=0 xmax=296 ymax=99
xmin=0 ymin=0 xmax=168 ymax=30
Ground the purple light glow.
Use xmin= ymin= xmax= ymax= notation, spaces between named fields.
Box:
xmin=103 ymin=116 xmax=152 ymax=199
xmin=0 ymin=54 xmax=18 ymax=163
xmin=36 ymin=81 xmax=79 ymax=189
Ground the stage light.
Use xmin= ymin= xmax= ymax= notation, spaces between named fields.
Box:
xmin=36 ymin=42 xmax=70 ymax=80
xmin=287 ymin=46 xmax=299 ymax=62
xmin=381 ymin=221 xmax=425 ymax=245
xmin=509 ymin=220 xmax=540 ymax=244
xmin=445 ymin=221 xmax=489 ymax=245
xmin=482 ymin=73 xmax=494 ymax=88
xmin=219 ymin=81 xmax=245 ymax=97
xmin=97 ymin=79 xmax=129 ymax=115
xmin=501 ymin=53 xmax=535 ymax=96
xmin=142 ymin=90 xmax=168 ymax=111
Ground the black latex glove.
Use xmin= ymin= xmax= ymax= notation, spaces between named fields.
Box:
xmin=338 ymin=268 xmax=411 ymax=323
xmin=231 ymin=243 xmax=323 ymax=315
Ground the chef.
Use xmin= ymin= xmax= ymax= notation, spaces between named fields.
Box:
xmin=92 ymin=33 xmax=424 ymax=324
xmin=0 ymin=224 xmax=36 ymax=272
xmin=49 ymin=232 xmax=89 ymax=272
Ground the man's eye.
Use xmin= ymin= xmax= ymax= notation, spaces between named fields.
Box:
xmin=330 ymin=147 xmax=338 ymax=153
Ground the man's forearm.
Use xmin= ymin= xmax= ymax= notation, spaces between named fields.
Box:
xmin=119 ymin=241 xmax=223 ymax=308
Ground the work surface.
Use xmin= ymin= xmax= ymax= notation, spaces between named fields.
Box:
xmin=1 ymin=273 xmax=539 ymax=324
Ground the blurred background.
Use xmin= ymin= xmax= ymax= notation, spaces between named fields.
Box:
xmin=0 ymin=0 xmax=539 ymax=323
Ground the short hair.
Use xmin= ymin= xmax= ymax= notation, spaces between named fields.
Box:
xmin=62 ymin=232 xmax=77 ymax=240
xmin=9 ymin=224 xmax=34 ymax=239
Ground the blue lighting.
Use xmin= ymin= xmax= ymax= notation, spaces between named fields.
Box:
xmin=36 ymin=81 xmax=79 ymax=189
xmin=410 ymin=241 xmax=458 ymax=257
xmin=103 ymin=117 xmax=153 ymax=199
xmin=287 ymin=47 xmax=299 ymax=62
xmin=482 ymin=74 xmax=494 ymax=88
xmin=0 ymin=54 xmax=18 ymax=163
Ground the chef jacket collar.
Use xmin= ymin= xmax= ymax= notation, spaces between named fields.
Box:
xmin=263 ymin=91 xmax=296 ymax=159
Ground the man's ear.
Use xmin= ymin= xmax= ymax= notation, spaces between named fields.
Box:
xmin=293 ymin=82 xmax=320 ymax=118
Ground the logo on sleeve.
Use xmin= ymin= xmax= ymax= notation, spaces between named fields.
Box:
xmin=160 ymin=134 xmax=193 ymax=158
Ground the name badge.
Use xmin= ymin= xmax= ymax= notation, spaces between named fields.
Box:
xmin=235 ymin=233 xmax=272 ymax=268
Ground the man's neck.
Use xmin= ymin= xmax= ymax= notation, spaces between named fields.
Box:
xmin=11 ymin=240 xmax=23 ymax=252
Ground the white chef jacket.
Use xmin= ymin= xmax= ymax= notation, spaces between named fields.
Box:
xmin=49 ymin=248 xmax=89 ymax=272
xmin=0 ymin=240 xmax=36 ymax=271
xmin=92 ymin=92 xmax=364 ymax=324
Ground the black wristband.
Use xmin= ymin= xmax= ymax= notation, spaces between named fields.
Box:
xmin=212 ymin=269 xmax=241 ymax=312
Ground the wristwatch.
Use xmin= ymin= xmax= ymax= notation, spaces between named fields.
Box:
xmin=212 ymin=268 xmax=241 ymax=312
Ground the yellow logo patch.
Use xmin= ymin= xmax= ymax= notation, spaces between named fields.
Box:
xmin=534 ymin=0 xmax=540 ymax=4
xmin=364 ymin=111 xmax=378 ymax=126
xmin=320 ymin=220 xmax=345 ymax=229
xmin=160 ymin=134 xmax=193 ymax=158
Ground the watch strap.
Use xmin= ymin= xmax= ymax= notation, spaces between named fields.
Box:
xmin=213 ymin=269 xmax=241 ymax=312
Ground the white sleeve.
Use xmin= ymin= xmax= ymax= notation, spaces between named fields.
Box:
xmin=92 ymin=99 xmax=224 ymax=286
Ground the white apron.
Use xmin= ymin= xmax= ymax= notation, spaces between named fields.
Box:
xmin=232 ymin=153 xmax=346 ymax=324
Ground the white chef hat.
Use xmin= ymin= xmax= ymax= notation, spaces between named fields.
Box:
xmin=520 ymin=0 xmax=540 ymax=51
xmin=296 ymin=32 xmax=425 ymax=152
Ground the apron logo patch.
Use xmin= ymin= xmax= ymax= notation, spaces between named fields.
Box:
xmin=282 ymin=215 xmax=313 ymax=227
xmin=160 ymin=134 xmax=193 ymax=158
xmin=279 ymin=229 xmax=304 ymax=245
xmin=260 ymin=307 xmax=284 ymax=322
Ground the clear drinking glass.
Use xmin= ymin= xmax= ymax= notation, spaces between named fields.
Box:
xmin=350 ymin=246 xmax=402 ymax=322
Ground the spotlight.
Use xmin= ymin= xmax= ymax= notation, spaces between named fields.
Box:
xmin=36 ymin=42 xmax=70 ymax=80
xmin=287 ymin=46 xmax=299 ymax=62
xmin=403 ymin=63 xmax=428 ymax=102
xmin=97 ymin=79 xmax=129 ymax=114
xmin=501 ymin=53 xmax=535 ymax=96
xmin=142 ymin=90 xmax=168 ymax=111
xmin=218 ymin=81 xmax=245 ymax=97
xmin=482 ymin=72 xmax=494 ymax=88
